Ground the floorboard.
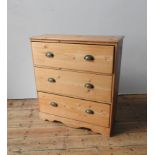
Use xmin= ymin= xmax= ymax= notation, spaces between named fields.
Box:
xmin=8 ymin=94 xmax=147 ymax=155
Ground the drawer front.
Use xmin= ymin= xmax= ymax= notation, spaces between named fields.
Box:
xmin=32 ymin=42 xmax=114 ymax=74
xmin=35 ymin=67 xmax=112 ymax=103
xmin=38 ymin=92 xmax=110 ymax=127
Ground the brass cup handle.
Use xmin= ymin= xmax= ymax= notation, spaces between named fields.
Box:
xmin=46 ymin=51 xmax=54 ymax=58
xmin=85 ymin=109 xmax=94 ymax=114
xmin=48 ymin=78 xmax=56 ymax=83
xmin=84 ymin=83 xmax=94 ymax=89
xmin=50 ymin=102 xmax=58 ymax=107
xmin=84 ymin=55 xmax=94 ymax=61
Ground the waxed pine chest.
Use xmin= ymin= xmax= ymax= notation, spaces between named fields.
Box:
xmin=30 ymin=34 xmax=123 ymax=136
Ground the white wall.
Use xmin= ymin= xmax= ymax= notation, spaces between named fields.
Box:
xmin=7 ymin=0 xmax=147 ymax=99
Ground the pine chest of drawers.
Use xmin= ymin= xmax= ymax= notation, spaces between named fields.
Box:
xmin=30 ymin=34 xmax=123 ymax=136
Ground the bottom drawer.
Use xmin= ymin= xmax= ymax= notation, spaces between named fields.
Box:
xmin=38 ymin=92 xmax=110 ymax=127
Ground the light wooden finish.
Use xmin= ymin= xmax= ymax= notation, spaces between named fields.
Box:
xmin=35 ymin=67 xmax=112 ymax=103
xmin=109 ymin=39 xmax=123 ymax=134
xmin=8 ymin=95 xmax=147 ymax=155
xmin=38 ymin=92 xmax=110 ymax=127
xmin=32 ymin=42 xmax=114 ymax=74
xmin=39 ymin=112 xmax=110 ymax=135
xmin=31 ymin=34 xmax=123 ymax=44
xmin=31 ymin=35 xmax=124 ymax=136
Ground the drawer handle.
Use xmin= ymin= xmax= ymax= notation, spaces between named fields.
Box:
xmin=46 ymin=51 xmax=54 ymax=58
xmin=85 ymin=109 xmax=94 ymax=114
xmin=48 ymin=78 xmax=56 ymax=83
xmin=84 ymin=83 xmax=94 ymax=89
xmin=84 ymin=55 xmax=94 ymax=61
xmin=50 ymin=102 xmax=58 ymax=107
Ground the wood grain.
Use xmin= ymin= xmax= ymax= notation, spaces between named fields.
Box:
xmin=8 ymin=146 xmax=146 ymax=155
xmin=109 ymin=39 xmax=123 ymax=136
xmin=30 ymin=35 xmax=124 ymax=137
xmin=35 ymin=67 xmax=113 ymax=103
xmin=31 ymin=34 xmax=124 ymax=45
xmin=8 ymin=94 xmax=147 ymax=155
xmin=32 ymin=42 xmax=114 ymax=74
xmin=38 ymin=92 xmax=110 ymax=127
xmin=40 ymin=112 xmax=110 ymax=135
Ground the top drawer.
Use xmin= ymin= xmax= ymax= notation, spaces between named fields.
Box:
xmin=32 ymin=42 xmax=114 ymax=74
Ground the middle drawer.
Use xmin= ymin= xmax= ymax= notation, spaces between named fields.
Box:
xmin=35 ymin=67 xmax=112 ymax=103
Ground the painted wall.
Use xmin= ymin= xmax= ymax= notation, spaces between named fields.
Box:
xmin=8 ymin=0 xmax=147 ymax=99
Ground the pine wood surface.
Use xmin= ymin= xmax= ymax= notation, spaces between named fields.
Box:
xmin=35 ymin=67 xmax=112 ymax=103
xmin=38 ymin=92 xmax=110 ymax=127
xmin=32 ymin=42 xmax=114 ymax=74
xmin=39 ymin=112 xmax=110 ymax=136
xmin=31 ymin=35 xmax=124 ymax=136
xmin=30 ymin=34 xmax=123 ymax=45
xmin=8 ymin=94 xmax=147 ymax=155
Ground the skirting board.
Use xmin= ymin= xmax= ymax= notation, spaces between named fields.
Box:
xmin=39 ymin=112 xmax=111 ymax=136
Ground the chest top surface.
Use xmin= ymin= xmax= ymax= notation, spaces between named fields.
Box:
xmin=31 ymin=34 xmax=124 ymax=45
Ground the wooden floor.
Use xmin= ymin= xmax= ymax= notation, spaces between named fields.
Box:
xmin=8 ymin=94 xmax=147 ymax=155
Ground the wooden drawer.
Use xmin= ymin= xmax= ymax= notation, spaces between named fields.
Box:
xmin=32 ymin=42 xmax=114 ymax=74
xmin=35 ymin=67 xmax=112 ymax=103
xmin=38 ymin=92 xmax=110 ymax=127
